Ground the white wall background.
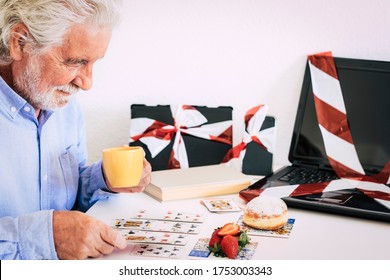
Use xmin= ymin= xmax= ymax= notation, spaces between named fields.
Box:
xmin=77 ymin=0 xmax=390 ymax=167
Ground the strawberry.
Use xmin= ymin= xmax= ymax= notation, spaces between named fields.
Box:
xmin=208 ymin=228 xmax=251 ymax=259
xmin=208 ymin=228 xmax=222 ymax=247
xmin=217 ymin=223 xmax=240 ymax=236
xmin=220 ymin=235 xmax=239 ymax=259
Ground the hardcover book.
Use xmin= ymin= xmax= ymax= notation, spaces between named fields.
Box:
xmin=144 ymin=164 xmax=252 ymax=201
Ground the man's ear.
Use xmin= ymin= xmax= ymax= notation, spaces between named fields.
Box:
xmin=9 ymin=23 xmax=30 ymax=61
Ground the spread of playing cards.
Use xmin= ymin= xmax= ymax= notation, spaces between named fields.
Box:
xmin=112 ymin=210 xmax=205 ymax=258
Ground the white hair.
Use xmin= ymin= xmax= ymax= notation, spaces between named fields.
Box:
xmin=0 ymin=0 xmax=122 ymax=65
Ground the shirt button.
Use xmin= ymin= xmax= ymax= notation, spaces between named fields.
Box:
xmin=10 ymin=106 xmax=17 ymax=112
xmin=43 ymin=175 xmax=48 ymax=181
xmin=24 ymin=107 xmax=31 ymax=112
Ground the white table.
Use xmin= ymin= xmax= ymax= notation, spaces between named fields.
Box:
xmin=87 ymin=191 xmax=390 ymax=260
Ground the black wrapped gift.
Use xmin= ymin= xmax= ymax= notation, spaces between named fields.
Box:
xmin=222 ymin=105 xmax=276 ymax=176
xmin=242 ymin=116 xmax=275 ymax=175
xmin=130 ymin=104 xmax=233 ymax=171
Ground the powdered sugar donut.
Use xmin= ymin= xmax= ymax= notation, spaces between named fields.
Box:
xmin=243 ymin=196 xmax=288 ymax=230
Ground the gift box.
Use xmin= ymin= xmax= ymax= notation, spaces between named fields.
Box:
xmin=129 ymin=104 xmax=233 ymax=171
xmin=242 ymin=115 xmax=275 ymax=176
xmin=222 ymin=105 xmax=276 ymax=176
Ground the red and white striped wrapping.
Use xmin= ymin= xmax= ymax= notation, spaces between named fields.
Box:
xmin=222 ymin=105 xmax=276 ymax=171
xmin=129 ymin=105 xmax=232 ymax=169
xmin=239 ymin=178 xmax=390 ymax=209
xmin=240 ymin=52 xmax=390 ymax=209
xmin=310 ymin=52 xmax=366 ymax=178
xmin=309 ymin=52 xmax=390 ymax=186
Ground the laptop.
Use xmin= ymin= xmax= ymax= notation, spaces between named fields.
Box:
xmin=240 ymin=56 xmax=390 ymax=222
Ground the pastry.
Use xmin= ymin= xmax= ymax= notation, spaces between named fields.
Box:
xmin=243 ymin=196 xmax=288 ymax=230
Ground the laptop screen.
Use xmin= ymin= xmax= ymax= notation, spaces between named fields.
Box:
xmin=289 ymin=57 xmax=390 ymax=174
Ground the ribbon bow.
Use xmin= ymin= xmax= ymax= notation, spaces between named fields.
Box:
xmin=222 ymin=104 xmax=276 ymax=170
xmin=130 ymin=105 xmax=232 ymax=169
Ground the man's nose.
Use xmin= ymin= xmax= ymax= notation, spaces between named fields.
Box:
xmin=72 ymin=65 xmax=93 ymax=91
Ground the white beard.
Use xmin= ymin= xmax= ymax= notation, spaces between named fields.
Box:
xmin=13 ymin=54 xmax=79 ymax=111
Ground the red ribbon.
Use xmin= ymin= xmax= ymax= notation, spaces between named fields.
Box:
xmin=131 ymin=120 xmax=177 ymax=142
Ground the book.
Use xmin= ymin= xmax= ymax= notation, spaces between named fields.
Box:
xmin=144 ymin=164 xmax=252 ymax=201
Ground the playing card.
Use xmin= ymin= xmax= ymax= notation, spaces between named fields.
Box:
xmin=130 ymin=244 xmax=184 ymax=259
xmin=117 ymin=229 xmax=190 ymax=245
xmin=237 ymin=215 xmax=295 ymax=238
xmin=202 ymin=198 xmax=241 ymax=212
xmin=134 ymin=209 xmax=205 ymax=223
xmin=113 ymin=218 xmax=201 ymax=234
xmin=188 ymin=238 xmax=211 ymax=258
xmin=235 ymin=242 xmax=258 ymax=260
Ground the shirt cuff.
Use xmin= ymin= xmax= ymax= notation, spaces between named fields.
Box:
xmin=89 ymin=161 xmax=116 ymax=204
xmin=18 ymin=210 xmax=58 ymax=260
xmin=93 ymin=160 xmax=110 ymax=191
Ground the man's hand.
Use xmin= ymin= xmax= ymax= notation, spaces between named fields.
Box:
xmin=107 ymin=158 xmax=152 ymax=193
xmin=53 ymin=210 xmax=127 ymax=260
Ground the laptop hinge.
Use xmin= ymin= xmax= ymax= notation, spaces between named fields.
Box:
xmin=291 ymin=161 xmax=319 ymax=169
xmin=292 ymin=161 xmax=335 ymax=171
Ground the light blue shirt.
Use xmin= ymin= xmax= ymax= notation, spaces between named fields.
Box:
xmin=0 ymin=76 xmax=114 ymax=259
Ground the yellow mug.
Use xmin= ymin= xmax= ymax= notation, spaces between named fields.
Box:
xmin=102 ymin=146 xmax=144 ymax=188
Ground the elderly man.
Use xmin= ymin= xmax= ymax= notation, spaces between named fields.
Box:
xmin=0 ymin=0 xmax=151 ymax=259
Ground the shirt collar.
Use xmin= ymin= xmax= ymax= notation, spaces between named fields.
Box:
xmin=0 ymin=75 xmax=52 ymax=120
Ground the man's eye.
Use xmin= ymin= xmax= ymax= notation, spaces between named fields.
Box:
xmin=65 ymin=59 xmax=88 ymax=66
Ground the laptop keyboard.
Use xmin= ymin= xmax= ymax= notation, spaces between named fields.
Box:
xmin=278 ymin=167 xmax=339 ymax=185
